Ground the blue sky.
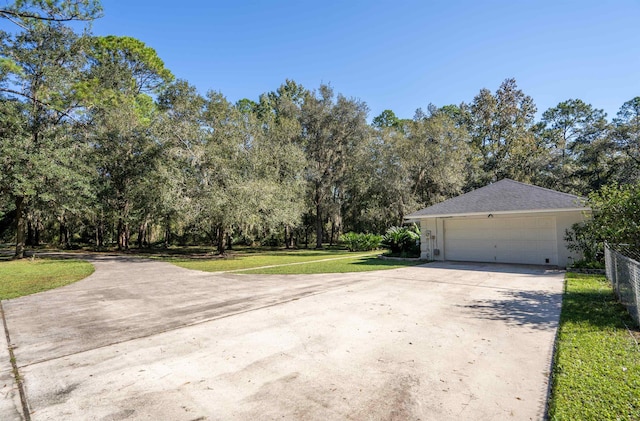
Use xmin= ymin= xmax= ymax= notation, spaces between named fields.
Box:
xmin=92 ymin=0 xmax=640 ymax=121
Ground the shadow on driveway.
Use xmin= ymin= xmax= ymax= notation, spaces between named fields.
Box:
xmin=462 ymin=290 xmax=563 ymax=330
xmin=418 ymin=260 xmax=565 ymax=276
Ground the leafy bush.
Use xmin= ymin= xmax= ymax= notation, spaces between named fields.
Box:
xmin=339 ymin=232 xmax=383 ymax=251
xmin=568 ymin=259 xmax=605 ymax=269
xmin=565 ymin=182 xmax=640 ymax=264
xmin=382 ymin=225 xmax=420 ymax=256
xmin=565 ymin=221 xmax=603 ymax=263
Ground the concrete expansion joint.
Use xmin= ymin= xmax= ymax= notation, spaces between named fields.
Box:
xmin=0 ymin=300 xmax=31 ymax=421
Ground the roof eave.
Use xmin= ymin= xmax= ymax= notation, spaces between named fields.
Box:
xmin=404 ymin=207 xmax=591 ymax=220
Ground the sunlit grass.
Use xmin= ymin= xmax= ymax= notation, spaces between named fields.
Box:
xmin=169 ymin=249 xmax=380 ymax=272
xmin=240 ymin=254 xmax=422 ymax=274
xmin=0 ymin=257 xmax=94 ymax=299
xmin=548 ymin=273 xmax=640 ymax=420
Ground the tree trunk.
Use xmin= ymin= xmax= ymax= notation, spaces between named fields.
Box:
xmin=34 ymin=220 xmax=40 ymax=246
xmin=329 ymin=221 xmax=335 ymax=246
xmin=284 ymin=225 xmax=291 ymax=249
xmin=117 ymin=218 xmax=129 ymax=250
xmin=63 ymin=225 xmax=70 ymax=249
xmin=14 ymin=196 xmax=26 ymax=259
xmin=217 ymin=225 xmax=226 ymax=255
xmin=59 ymin=220 xmax=64 ymax=247
xmin=95 ymin=223 xmax=100 ymax=248
xmin=164 ymin=217 xmax=171 ymax=248
xmin=146 ymin=225 xmax=152 ymax=247
xmin=289 ymin=228 xmax=295 ymax=249
xmin=95 ymin=215 xmax=104 ymax=248
xmin=27 ymin=219 xmax=35 ymax=246
xmin=137 ymin=221 xmax=147 ymax=248
xmin=117 ymin=219 xmax=123 ymax=250
xmin=226 ymin=232 xmax=232 ymax=251
xmin=315 ymin=203 xmax=323 ymax=249
xmin=59 ymin=216 xmax=70 ymax=249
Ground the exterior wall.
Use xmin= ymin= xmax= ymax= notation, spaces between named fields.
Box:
xmin=419 ymin=210 xmax=589 ymax=267
xmin=419 ymin=218 xmax=444 ymax=261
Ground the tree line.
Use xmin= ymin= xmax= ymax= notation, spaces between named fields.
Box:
xmin=1 ymin=1 xmax=639 ymax=258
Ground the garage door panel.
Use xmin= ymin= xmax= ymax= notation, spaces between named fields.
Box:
xmin=444 ymin=217 xmax=558 ymax=265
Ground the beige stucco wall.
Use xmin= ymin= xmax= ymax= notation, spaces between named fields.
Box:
xmin=418 ymin=210 xmax=589 ymax=268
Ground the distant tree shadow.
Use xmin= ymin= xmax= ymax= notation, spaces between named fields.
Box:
xmin=462 ymin=290 xmax=563 ymax=330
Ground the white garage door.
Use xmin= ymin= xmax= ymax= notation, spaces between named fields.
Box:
xmin=444 ymin=216 xmax=558 ymax=265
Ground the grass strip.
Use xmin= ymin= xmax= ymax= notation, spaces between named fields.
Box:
xmin=170 ymin=249 xmax=378 ymax=272
xmin=548 ymin=273 xmax=640 ymax=420
xmin=0 ymin=257 xmax=94 ymax=299
xmin=241 ymin=255 xmax=422 ymax=274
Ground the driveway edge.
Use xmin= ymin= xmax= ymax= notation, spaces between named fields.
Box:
xmin=0 ymin=301 xmax=30 ymax=420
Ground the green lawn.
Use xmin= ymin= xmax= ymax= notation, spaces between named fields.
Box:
xmin=241 ymin=254 xmax=422 ymax=274
xmin=0 ymin=257 xmax=95 ymax=299
xmin=548 ymin=273 xmax=640 ymax=420
xmin=168 ymin=249 xmax=421 ymax=273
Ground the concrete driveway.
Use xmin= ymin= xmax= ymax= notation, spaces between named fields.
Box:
xmin=0 ymin=257 xmax=564 ymax=420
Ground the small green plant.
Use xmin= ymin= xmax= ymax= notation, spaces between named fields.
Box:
xmin=382 ymin=225 xmax=420 ymax=256
xmin=565 ymin=182 xmax=640 ymax=266
xmin=568 ymin=259 xmax=605 ymax=269
xmin=564 ymin=222 xmax=603 ymax=264
xmin=339 ymin=232 xmax=383 ymax=252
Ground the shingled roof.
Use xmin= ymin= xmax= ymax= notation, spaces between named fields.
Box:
xmin=406 ymin=179 xmax=589 ymax=219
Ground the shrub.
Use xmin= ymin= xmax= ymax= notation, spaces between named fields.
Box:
xmin=340 ymin=232 xmax=383 ymax=251
xmin=565 ymin=182 xmax=640 ymax=265
xmin=382 ymin=225 xmax=420 ymax=256
xmin=564 ymin=221 xmax=603 ymax=263
xmin=568 ymin=259 xmax=605 ymax=269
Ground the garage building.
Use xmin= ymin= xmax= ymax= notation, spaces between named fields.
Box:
xmin=405 ymin=179 xmax=590 ymax=268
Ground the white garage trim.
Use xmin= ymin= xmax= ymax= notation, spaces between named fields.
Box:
xmin=406 ymin=179 xmax=590 ymax=267
xmin=443 ymin=216 xmax=559 ymax=266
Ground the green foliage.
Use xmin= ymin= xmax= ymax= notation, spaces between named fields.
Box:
xmin=0 ymin=17 xmax=95 ymax=257
xmin=566 ymin=182 xmax=640 ymax=263
xmin=548 ymin=273 xmax=640 ymax=420
xmin=470 ymin=78 xmax=540 ymax=185
xmin=339 ymin=232 xmax=382 ymax=252
xmin=612 ymin=97 xmax=640 ymax=184
xmin=568 ymin=259 xmax=605 ymax=269
xmin=382 ymin=225 xmax=420 ymax=256
xmin=89 ymin=35 xmax=173 ymax=94
xmin=1 ymin=0 xmax=102 ymax=23
xmin=372 ymin=109 xmax=400 ymax=129
xmin=1 ymin=4 xmax=638 ymax=263
xmin=406 ymin=110 xmax=472 ymax=205
xmin=0 ymin=57 xmax=22 ymax=76
xmin=564 ymin=221 xmax=603 ymax=263
xmin=590 ymin=183 xmax=640 ymax=247
xmin=300 ymin=84 xmax=370 ymax=248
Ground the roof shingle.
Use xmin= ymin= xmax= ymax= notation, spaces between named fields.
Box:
xmin=405 ymin=179 xmax=589 ymax=218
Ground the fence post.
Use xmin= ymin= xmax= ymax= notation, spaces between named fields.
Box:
xmin=605 ymin=243 xmax=614 ymax=293
xmin=634 ymin=262 xmax=640 ymax=325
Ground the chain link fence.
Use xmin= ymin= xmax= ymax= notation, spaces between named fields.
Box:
xmin=605 ymin=243 xmax=640 ymax=326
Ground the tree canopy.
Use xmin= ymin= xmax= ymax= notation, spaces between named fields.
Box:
xmin=1 ymin=1 xmax=638 ymax=257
